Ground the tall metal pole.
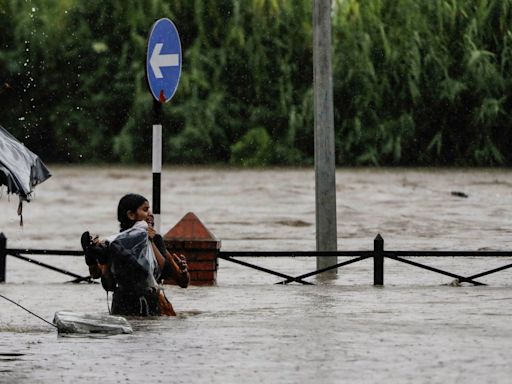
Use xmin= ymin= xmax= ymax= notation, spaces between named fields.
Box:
xmin=152 ymin=100 xmax=162 ymax=234
xmin=314 ymin=0 xmax=337 ymax=274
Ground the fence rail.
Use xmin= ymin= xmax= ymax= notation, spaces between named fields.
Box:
xmin=218 ymin=234 xmax=512 ymax=286
xmin=0 ymin=233 xmax=92 ymax=283
xmin=1 ymin=232 xmax=512 ymax=285
xmin=7 ymin=249 xmax=84 ymax=256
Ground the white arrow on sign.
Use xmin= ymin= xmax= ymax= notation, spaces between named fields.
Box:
xmin=150 ymin=43 xmax=179 ymax=79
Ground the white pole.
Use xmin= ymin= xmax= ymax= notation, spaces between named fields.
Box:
xmin=152 ymin=124 xmax=162 ymax=234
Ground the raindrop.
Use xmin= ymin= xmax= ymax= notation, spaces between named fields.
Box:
xmin=18 ymin=117 xmax=25 ymax=121
xmin=31 ymin=7 xmax=36 ymax=12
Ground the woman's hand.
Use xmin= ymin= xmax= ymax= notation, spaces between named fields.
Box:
xmin=172 ymin=253 xmax=188 ymax=272
xmin=147 ymin=226 xmax=156 ymax=241
xmin=169 ymin=252 xmax=190 ymax=288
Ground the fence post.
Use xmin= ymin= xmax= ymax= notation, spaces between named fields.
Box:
xmin=373 ymin=234 xmax=384 ymax=286
xmin=0 ymin=233 xmax=6 ymax=283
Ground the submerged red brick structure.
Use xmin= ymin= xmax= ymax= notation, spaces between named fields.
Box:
xmin=163 ymin=212 xmax=219 ymax=286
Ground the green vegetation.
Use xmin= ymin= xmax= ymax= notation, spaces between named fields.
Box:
xmin=1 ymin=0 xmax=511 ymax=166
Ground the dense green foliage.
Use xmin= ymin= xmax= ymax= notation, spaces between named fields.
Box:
xmin=1 ymin=0 xmax=511 ymax=165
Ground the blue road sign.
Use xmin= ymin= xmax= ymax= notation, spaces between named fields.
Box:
xmin=146 ymin=18 xmax=182 ymax=103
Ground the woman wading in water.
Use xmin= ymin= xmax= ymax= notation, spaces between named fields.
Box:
xmin=82 ymin=194 xmax=189 ymax=316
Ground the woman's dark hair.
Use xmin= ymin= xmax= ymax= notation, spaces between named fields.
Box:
xmin=117 ymin=193 xmax=148 ymax=231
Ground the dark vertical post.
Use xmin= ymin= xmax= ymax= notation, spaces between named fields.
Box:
xmin=0 ymin=233 xmax=6 ymax=283
xmin=314 ymin=0 xmax=337 ymax=275
xmin=373 ymin=234 xmax=384 ymax=286
xmin=152 ymin=100 xmax=163 ymax=233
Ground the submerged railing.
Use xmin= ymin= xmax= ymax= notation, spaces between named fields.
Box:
xmin=0 ymin=233 xmax=92 ymax=283
xmin=219 ymin=235 xmax=512 ymax=286
xmin=1 ymin=232 xmax=511 ymax=285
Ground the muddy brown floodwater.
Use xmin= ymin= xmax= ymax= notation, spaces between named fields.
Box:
xmin=1 ymin=166 xmax=512 ymax=383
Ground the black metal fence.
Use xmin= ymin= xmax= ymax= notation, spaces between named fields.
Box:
xmin=1 ymin=232 xmax=512 ymax=285
xmin=0 ymin=233 xmax=92 ymax=283
xmin=219 ymin=234 xmax=512 ymax=286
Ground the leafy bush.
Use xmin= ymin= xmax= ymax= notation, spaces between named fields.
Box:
xmin=230 ymin=126 xmax=272 ymax=166
xmin=1 ymin=0 xmax=512 ymax=166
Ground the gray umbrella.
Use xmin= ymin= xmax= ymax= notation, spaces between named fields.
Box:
xmin=0 ymin=125 xmax=51 ymax=222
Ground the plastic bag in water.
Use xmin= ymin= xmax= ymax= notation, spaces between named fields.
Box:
xmin=53 ymin=311 xmax=133 ymax=335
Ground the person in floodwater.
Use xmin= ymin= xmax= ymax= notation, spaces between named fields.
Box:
xmin=82 ymin=193 xmax=189 ymax=316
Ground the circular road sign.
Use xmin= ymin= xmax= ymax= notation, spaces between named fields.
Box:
xmin=146 ymin=18 xmax=182 ymax=103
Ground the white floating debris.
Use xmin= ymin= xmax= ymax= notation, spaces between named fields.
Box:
xmin=53 ymin=311 xmax=133 ymax=335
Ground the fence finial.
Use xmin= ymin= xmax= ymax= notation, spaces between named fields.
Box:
xmin=373 ymin=234 xmax=384 ymax=285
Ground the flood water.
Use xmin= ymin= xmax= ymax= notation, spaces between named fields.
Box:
xmin=1 ymin=166 xmax=512 ymax=383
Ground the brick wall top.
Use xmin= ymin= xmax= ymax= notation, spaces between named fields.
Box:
xmin=163 ymin=212 xmax=219 ymax=245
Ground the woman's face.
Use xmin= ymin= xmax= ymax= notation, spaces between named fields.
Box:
xmin=129 ymin=201 xmax=151 ymax=222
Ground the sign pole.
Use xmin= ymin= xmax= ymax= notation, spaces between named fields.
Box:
xmin=313 ymin=0 xmax=337 ymax=276
xmin=152 ymin=101 xmax=162 ymax=234
xmin=146 ymin=18 xmax=182 ymax=235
